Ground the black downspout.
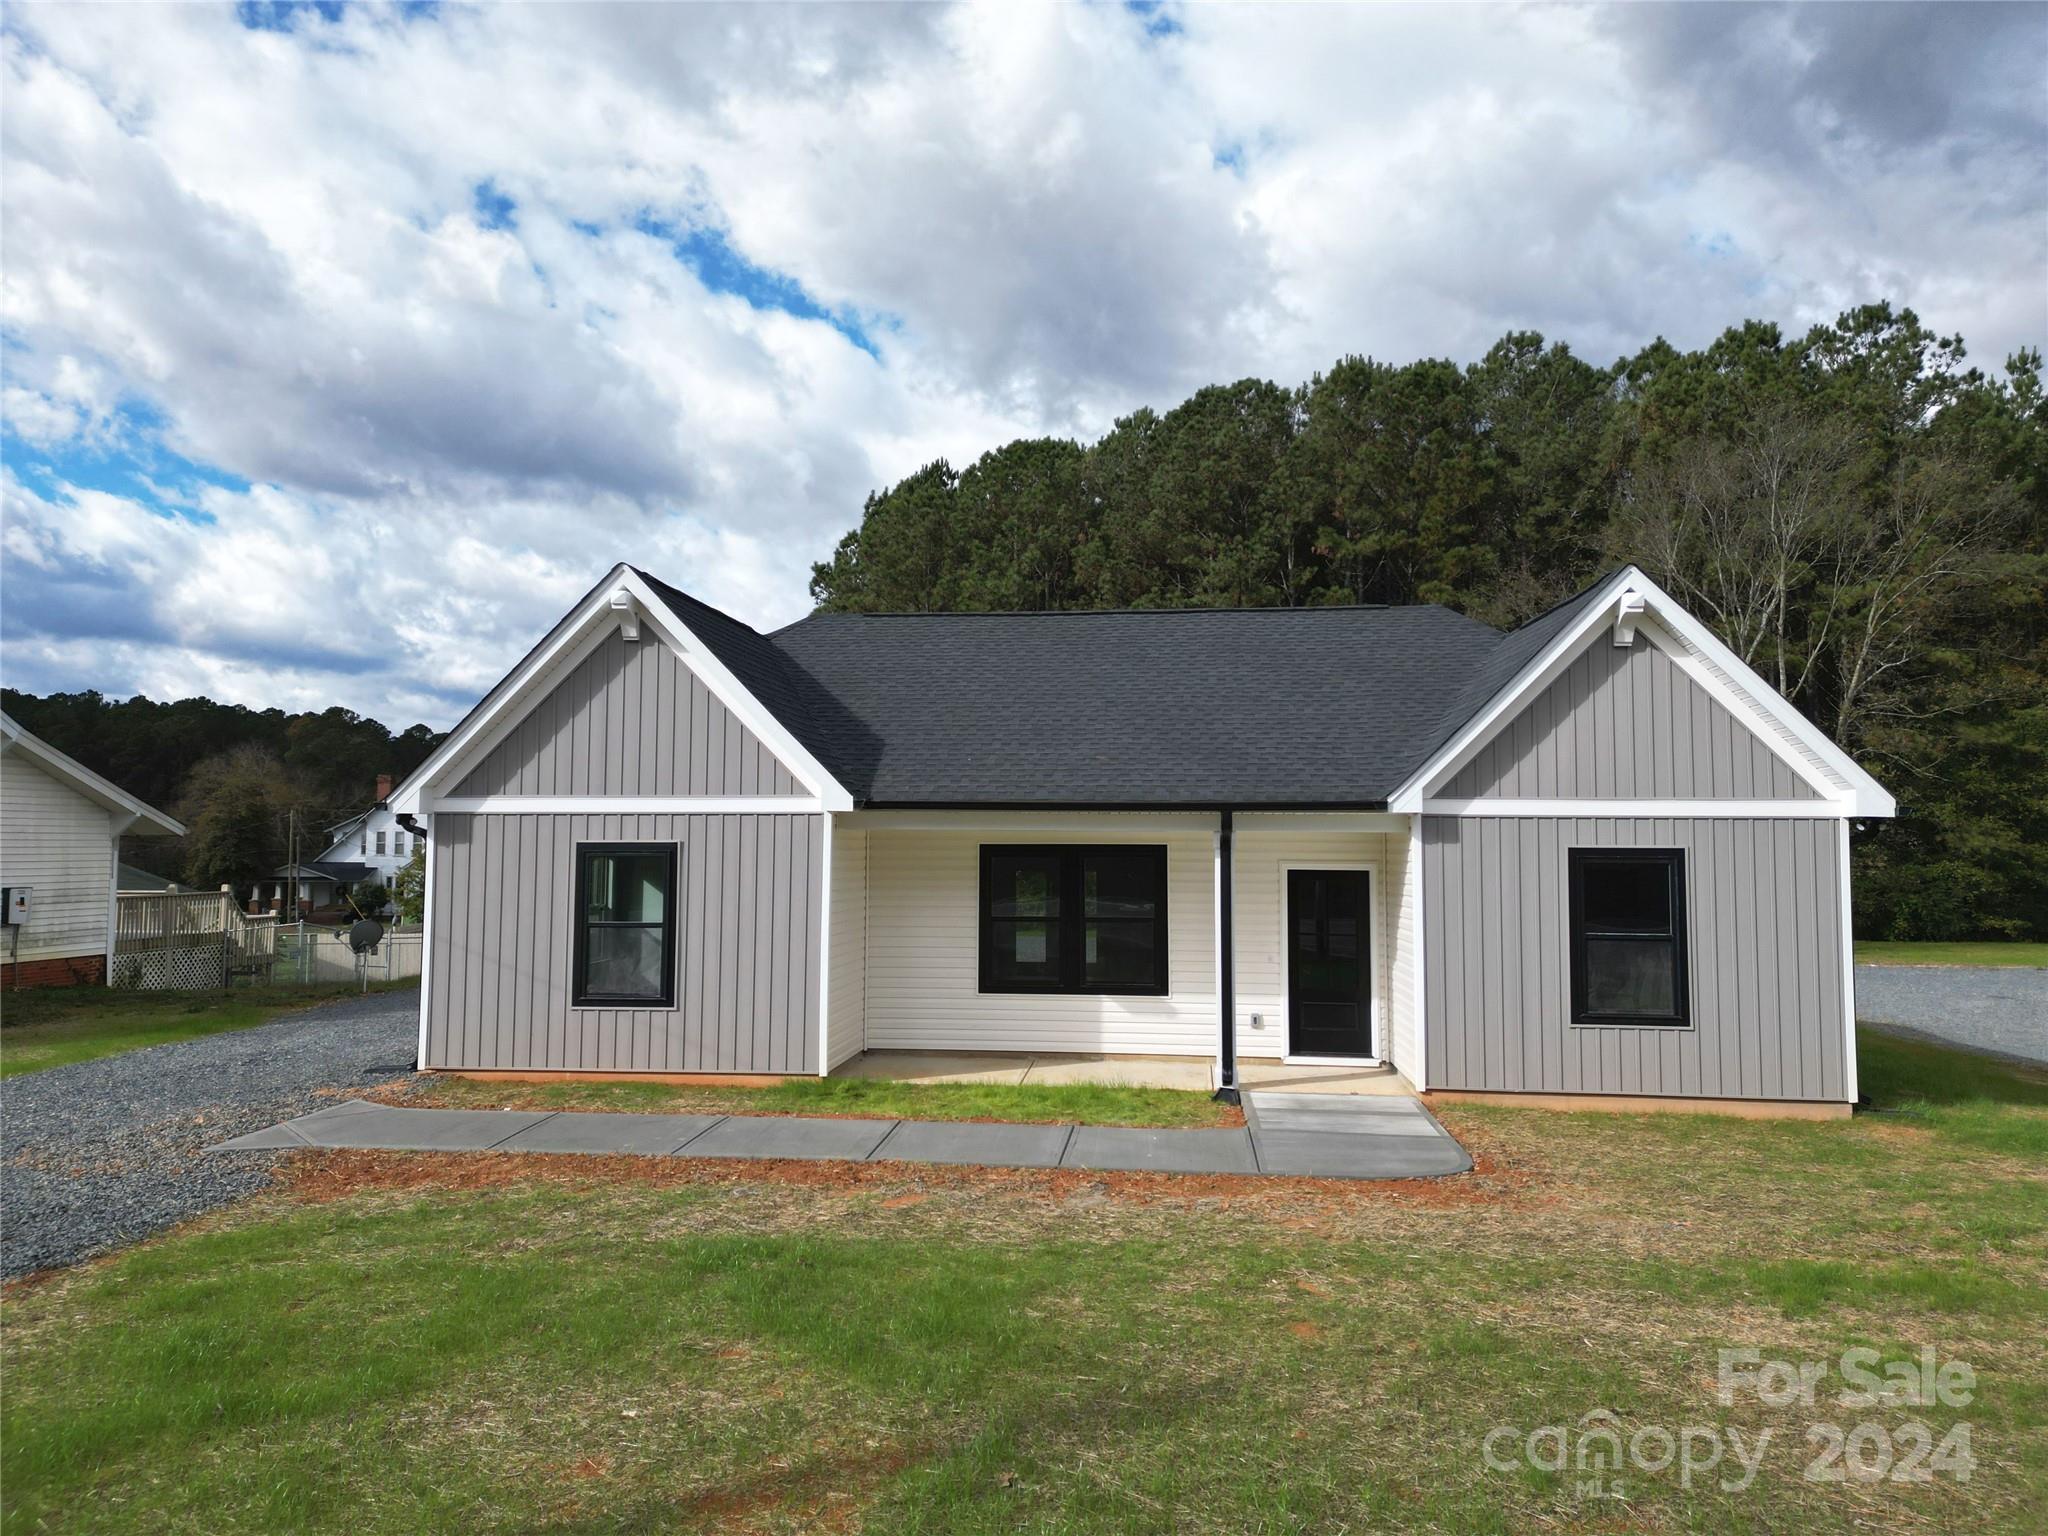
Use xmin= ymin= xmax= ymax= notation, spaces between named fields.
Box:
xmin=1214 ymin=809 xmax=1239 ymax=1105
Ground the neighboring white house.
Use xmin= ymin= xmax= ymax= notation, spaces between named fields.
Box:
xmin=251 ymin=775 xmax=418 ymax=915
xmin=320 ymin=777 xmax=422 ymax=887
xmin=0 ymin=711 xmax=185 ymax=988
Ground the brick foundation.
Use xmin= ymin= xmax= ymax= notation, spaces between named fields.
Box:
xmin=0 ymin=953 xmax=107 ymax=990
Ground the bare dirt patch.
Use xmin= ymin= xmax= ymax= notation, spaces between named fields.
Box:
xmin=275 ymin=1137 xmax=1527 ymax=1213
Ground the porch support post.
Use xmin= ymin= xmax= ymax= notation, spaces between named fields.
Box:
xmin=1214 ymin=808 xmax=1239 ymax=1104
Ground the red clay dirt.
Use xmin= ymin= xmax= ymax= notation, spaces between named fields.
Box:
xmin=275 ymin=1131 xmax=1534 ymax=1211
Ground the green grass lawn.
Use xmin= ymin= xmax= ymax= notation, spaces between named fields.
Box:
xmin=404 ymin=1071 xmax=1239 ymax=1128
xmin=1855 ymin=940 xmax=2048 ymax=968
xmin=0 ymin=982 xmax=417 ymax=1079
xmin=5 ymin=1029 xmax=2044 ymax=1533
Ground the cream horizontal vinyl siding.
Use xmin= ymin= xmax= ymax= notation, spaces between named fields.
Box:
xmin=1232 ymin=828 xmax=1399 ymax=1060
xmin=826 ymin=823 xmax=867 ymax=1069
xmin=1388 ymin=826 xmax=1419 ymax=1077
xmin=864 ymin=828 xmax=1219 ymax=1056
xmin=0 ymin=753 xmax=114 ymax=965
xmin=861 ymin=823 xmax=1410 ymax=1061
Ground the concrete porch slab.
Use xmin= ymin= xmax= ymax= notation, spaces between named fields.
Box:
xmin=493 ymin=1112 xmax=725 ymax=1156
xmin=681 ymin=1115 xmax=897 ymax=1162
xmin=872 ymin=1120 xmax=1072 ymax=1169
xmin=834 ymin=1052 xmax=1031 ymax=1086
xmin=1020 ymin=1057 xmax=1214 ymax=1090
xmin=1062 ymin=1125 xmax=1259 ymax=1175
xmin=833 ymin=1049 xmax=1416 ymax=1096
xmin=1236 ymin=1062 xmax=1415 ymax=1095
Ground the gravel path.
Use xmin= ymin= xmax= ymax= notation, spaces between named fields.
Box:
xmin=2 ymin=991 xmax=418 ymax=1278
xmin=1856 ymin=964 xmax=2048 ymax=1066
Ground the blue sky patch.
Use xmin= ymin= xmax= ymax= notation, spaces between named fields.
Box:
xmin=235 ymin=1 xmax=345 ymax=32
xmin=2 ymin=400 xmax=247 ymax=524
xmin=1124 ymin=2 xmax=1184 ymax=40
xmin=634 ymin=215 xmax=884 ymax=358
xmin=473 ymin=180 xmax=517 ymax=230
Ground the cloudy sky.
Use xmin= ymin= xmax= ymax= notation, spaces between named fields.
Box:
xmin=3 ymin=1 xmax=2043 ymax=730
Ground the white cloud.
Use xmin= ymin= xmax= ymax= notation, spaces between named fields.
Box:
xmin=0 ymin=0 xmax=2039 ymax=728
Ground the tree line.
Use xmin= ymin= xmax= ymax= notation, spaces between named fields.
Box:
xmin=1 ymin=690 xmax=443 ymax=894
xmin=812 ymin=304 xmax=2047 ymax=940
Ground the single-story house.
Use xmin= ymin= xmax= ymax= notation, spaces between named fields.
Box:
xmin=389 ymin=563 xmax=1893 ymax=1116
xmin=259 ymin=861 xmax=376 ymax=918
xmin=0 ymin=711 xmax=185 ymax=988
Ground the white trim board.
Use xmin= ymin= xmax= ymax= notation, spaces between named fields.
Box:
xmin=847 ymin=809 xmax=1223 ymax=834
xmin=431 ymin=796 xmax=822 ymax=816
xmin=416 ymin=813 xmax=436 ymax=1069
xmin=1406 ymin=817 xmax=1428 ymax=1091
xmin=1422 ymin=799 xmax=1849 ymax=819
xmin=389 ymin=564 xmax=854 ymax=817
xmin=1838 ymin=819 xmax=1859 ymax=1103
xmin=816 ymin=811 xmax=835 ymax=1077
xmin=1387 ymin=568 xmax=1894 ymax=818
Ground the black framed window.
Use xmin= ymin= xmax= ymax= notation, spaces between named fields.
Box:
xmin=573 ymin=843 xmax=678 ymax=1007
xmin=1569 ymin=848 xmax=1689 ymax=1026
xmin=980 ymin=845 xmax=1168 ymax=995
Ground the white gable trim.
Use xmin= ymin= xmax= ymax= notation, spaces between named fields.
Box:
xmin=1387 ymin=569 xmax=1894 ymax=818
xmin=390 ymin=566 xmax=853 ymax=816
xmin=0 ymin=712 xmax=185 ymax=835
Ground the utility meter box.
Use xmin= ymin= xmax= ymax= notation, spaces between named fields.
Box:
xmin=2 ymin=887 xmax=31 ymax=926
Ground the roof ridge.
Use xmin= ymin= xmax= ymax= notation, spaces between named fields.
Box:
xmin=777 ymin=601 xmax=1470 ymax=620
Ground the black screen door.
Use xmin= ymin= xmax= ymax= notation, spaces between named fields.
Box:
xmin=1287 ymin=869 xmax=1372 ymax=1057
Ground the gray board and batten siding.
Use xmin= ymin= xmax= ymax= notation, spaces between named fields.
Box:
xmin=453 ymin=628 xmax=808 ymax=799
xmin=1440 ymin=630 xmax=1821 ymax=801
xmin=426 ymin=811 xmax=823 ymax=1073
xmin=425 ymin=626 xmax=824 ymax=1074
xmin=1421 ymin=630 xmax=1848 ymax=1103
xmin=1421 ymin=816 xmax=1848 ymax=1102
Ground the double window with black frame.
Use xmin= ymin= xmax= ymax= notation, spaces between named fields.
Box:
xmin=979 ymin=845 xmax=1169 ymax=996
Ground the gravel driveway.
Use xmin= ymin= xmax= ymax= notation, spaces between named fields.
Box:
xmin=2 ymin=991 xmax=418 ymax=1278
xmin=1856 ymin=964 xmax=2048 ymax=1066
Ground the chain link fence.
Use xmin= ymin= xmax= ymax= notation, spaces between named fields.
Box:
xmin=272 ymin=922 xmax=421 ymax=985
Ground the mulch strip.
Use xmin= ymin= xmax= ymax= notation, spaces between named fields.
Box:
xmin=276 ymin=1135 xmax=1534 ymax=1210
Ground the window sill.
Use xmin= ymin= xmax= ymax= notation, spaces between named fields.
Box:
xmin=1570 ymin=1017 xmax=1694 ymax=1030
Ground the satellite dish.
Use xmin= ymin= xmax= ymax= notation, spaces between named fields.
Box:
xmin=348 ymin=918 xmax=386 ymax=955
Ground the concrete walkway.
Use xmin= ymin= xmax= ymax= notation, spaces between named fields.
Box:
xmin=211 ymin=1090 xmax=1473 ymax=1180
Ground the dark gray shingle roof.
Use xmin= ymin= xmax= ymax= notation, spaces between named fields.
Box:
xmin=768 ymin=604 xmax=1504 ymax=805
xmin=634 ymin=570 xmax=1632 ymax=806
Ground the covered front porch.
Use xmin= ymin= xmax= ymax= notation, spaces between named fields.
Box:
xmin=823 ymin=810 xmax=1423 ymax=1091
